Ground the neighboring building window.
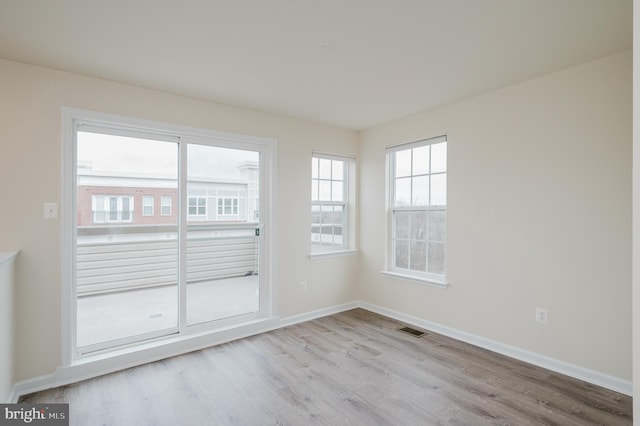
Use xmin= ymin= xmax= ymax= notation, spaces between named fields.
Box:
xmin=92 ymin=195 xmax=134 ymax=224
xmin=387 ymin=136 xmax=447 ymax=281
xmin=217 ymin=197 xmax=238 ymax=216
xmin=142 ymin=195 xmax=154 ymax=216
xmin=188 ymin=197 xmax=206 ymax=216
xmin=161 ymin=196 xmax=172 ymax=216
xmin=311 ymin=153 xmax=354 ymax=253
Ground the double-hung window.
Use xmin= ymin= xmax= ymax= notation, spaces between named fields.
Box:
xmin=142 ymin=195 xmax=154 ymax=216
xmin=387 ymin=135 xmax=447 ymax=284
xmin=160 ymin=196 xmax=172 ymax=216
xmin=311 ymin=153 xmax=354 ymax=254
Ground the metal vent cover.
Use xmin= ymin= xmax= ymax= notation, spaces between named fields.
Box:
xmin=398 ymin=326 xmax=426 ymax=338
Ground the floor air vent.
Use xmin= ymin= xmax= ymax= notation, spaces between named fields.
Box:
xmin=398 ymin=326 xmax=426 ymax=338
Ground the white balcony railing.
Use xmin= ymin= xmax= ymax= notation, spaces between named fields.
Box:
xmin=76 ymin=224 xmax=259 ymax=296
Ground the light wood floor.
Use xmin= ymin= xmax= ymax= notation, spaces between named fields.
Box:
xmin=20 ymin=309 xmax=632 ymax=425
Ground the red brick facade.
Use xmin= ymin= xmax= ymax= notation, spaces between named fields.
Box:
xmin=77 ymin=185 xmax=178 ymax=226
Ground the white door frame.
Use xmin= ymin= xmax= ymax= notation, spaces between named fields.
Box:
xmin=61 ymin=107 xmax=277 ymax=365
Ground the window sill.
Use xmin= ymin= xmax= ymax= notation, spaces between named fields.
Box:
xmin=309 ymin=249 xmax=359 ymax=260
xmin=380 ymin=270 xmax=449 ymax=289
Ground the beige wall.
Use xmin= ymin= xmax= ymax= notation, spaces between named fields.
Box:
xmin=359 ymin=51 xmax=632 ymax=380
xmin=0 ymin=58 xmax=359 ymax=381
xmin=632 ymin=0 xmax=639 ymax=417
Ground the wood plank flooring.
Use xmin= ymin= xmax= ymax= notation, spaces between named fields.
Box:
xmin=20 ymin=309 xmax=632 ymax=425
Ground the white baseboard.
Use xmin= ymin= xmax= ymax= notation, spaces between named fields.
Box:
xmin=358 ymin=301 xmax=633 ymax=396
xmin=11 ymin=374 xmax=55 ymax=403
xmin=278 ymin=301 xmax=359 ymax=328
xmin=5 ymin=385 xmax=18 ymax=404
xmin=10 ymin=300 xmax=632 ymax=400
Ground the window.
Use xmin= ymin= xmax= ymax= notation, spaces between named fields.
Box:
xmin=188 ymin=196 xmax=206 ymax=217
xmin=142 ymin=195 xmax=154 ymax=216
xmin=387 ymin=136 xmax=447 ymax=283
xmin=311 ymin=153 xmax=355 ymax=253
xmin=217 ymin=197 xmax=238 ymax=216
xmin=160 ymin=196 xmax=172 ymax=216
xmin=92 ymin=195 xmax=134 ymax=224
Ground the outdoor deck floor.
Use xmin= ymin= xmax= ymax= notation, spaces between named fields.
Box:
xmin=77 ymin=275 xmax=259 ymax=348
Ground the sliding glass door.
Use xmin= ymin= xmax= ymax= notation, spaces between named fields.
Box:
xmin=72 ymin=119 xmax=268 ymax=356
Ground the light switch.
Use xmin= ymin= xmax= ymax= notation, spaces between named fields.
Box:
xmin=44 ymin=202 xmax=58 ymax=219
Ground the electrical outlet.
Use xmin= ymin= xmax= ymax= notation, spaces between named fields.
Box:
xmin=301 ymin=281 xmax=308 ymax=292
xmin=535 ymin=307 xmax=548 ymax=324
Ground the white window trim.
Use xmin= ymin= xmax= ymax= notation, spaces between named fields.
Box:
xmin=160 ymin=196 xmax=172 ymax=216
xmin=311 ymin=152 xmax=356 ymax=254
xmin=61 ymin=107 xmax=277 ymax=369
xmin=385 ymin=135 xmax=447 ymax=282
xmin=188 ymin=196 xmax=207 ymax=217
xmin=142 ymin=195 xmax=154 ymax=216
xmin=92 ymin=195 xmax=134 ymax=224
xmin=217 ymin=197 xmax=239 ymax=216
xmin=380 ymin=270 xmax=449 ymax=289
xmin=309 ymin=249 xmax=359 ymax=260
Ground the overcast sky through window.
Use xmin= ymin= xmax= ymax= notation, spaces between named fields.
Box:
xmin=77 ymin=131 xmax=258 ymax=180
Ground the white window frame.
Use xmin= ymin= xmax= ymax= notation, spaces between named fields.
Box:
xmin=385 ymin=135 xmax=447 ymax=286
xmin=160 ymin=196 xmax=172 ymax=216
xmin=310 ymin=152 xmax=356 ymax=256
xmin=61 ymin=107 xmax=277 ymax=368
xmin=92 ymin=195 xmax=134 ymax=224
xmin=217 ymin=197 xmax=239 ymax=216
xmin=188 ymin=196 xmax=206 ymax=217
xmin=142 ymin=195 xmax=154 ymax=216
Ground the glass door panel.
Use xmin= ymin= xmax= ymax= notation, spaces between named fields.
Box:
xmin=76 ymin=131 xmax=179 ymax=352
xmin=186 ymin=144 xmax=260 ymax=326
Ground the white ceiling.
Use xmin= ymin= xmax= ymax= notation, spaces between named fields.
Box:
xmin=0 ymin=0 xmax=632 ymax=130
